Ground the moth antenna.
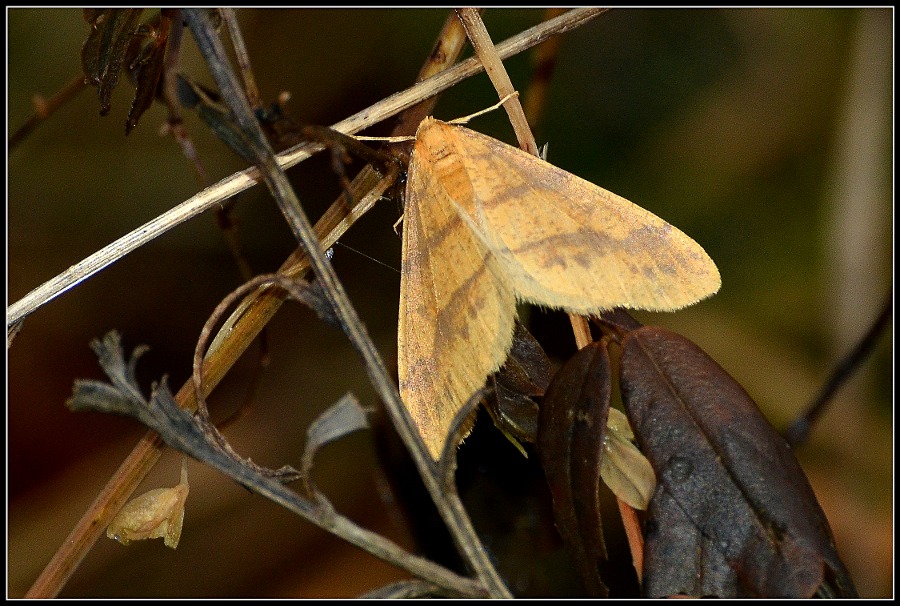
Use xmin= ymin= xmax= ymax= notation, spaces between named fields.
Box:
xmin=448 ymin=91 xmax=520 ymax=125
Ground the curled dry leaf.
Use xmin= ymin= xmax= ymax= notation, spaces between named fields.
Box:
xmin=619 ymin=326 xmax=857 ymax=598
xmin=299 ymin=393 xmax=370 ymax=495
xmin=107 ymin=458 xmax=189 ymax=549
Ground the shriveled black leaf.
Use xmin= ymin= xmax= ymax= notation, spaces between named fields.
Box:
xmin=536 ymin=341 xmax=612 ymax=597
xmin=125 ymin=15 xmax=171 ymax=134
xmin=487 ymin=322 xmax=554 ymax=445
xmin=88 ymin=330 xmax=149 ymax=406
xmin=81 ymin=9 xmax=144 ymax=116
xmin=67 ymin=331 xmax=301 ymax=484
xmin=620 ymin=326 xmax=857 ymax=598
xmin=641 ymin=487 xmax=736 ymax=596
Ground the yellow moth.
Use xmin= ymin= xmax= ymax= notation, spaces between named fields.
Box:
xmin=107 ymin=458 xmax=189 ymax=549
xmin=398 ymin=117 xmax=721 ymax=461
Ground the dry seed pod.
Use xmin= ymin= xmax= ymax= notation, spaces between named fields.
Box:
xmin=107 ymin=458 xmax=189 ymax=549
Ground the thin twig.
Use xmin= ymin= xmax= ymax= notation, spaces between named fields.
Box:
xmin=617 ymin=497 xmax=645 ymax=584
xmin=8 ymin=7 xmax=606 ymax=328
xmin=786 ymin=291 xmax=893 ymax=446
xmin=24 ymin=431 xmax=166 ymax=598
xmin=220 ymin=8 xmax=262 ymax=111
xmin=457 ymin=8 xmax=539 ymax=156
xmin=8 ymin=75 xmax=87 ymax=150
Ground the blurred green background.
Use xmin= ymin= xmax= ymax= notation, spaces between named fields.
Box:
xmin=8 ymin=8 xmax=892 ymax=598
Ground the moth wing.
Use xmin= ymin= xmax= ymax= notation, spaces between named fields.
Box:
xmin=446 ymin=124 xmax=721 ymax=313
xmin=398 ymin=148 xmax=517 ymax=460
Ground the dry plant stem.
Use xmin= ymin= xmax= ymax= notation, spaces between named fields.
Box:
xmin=220 ymin=8 xmax=262 ymax=111
xmin=457 ymin=8 xmax=539 ymax=156
xmin=392 ymin=10 xmax=473 ymax=135
xmin=24 ymin=11 xmax=601 ymax=598
xmin=460 ymin=7 xmax=646 ymax=583
xmin=8 ymin=75 xmax=87 ymax=149
xmin=569 ymin=315 xmax=594 ymax=350
xmin=160 ymin=11 xmax=186 ymax=123
xmin=786 ymin=290 xmax=893 ymax=446
xmin=185 ymin=8 xmax=509 ymax=596
xmin=7 ymin=7 xmax=605 ymax=328
xmin=617 ymin=495 xmax=645 ymax=584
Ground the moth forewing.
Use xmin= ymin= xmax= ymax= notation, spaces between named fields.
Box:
xmin=398 ymin=144 xmax=518 ymax=459
xmin=398 ymin=116 xmax=721 ymax=461
xmin=443 ymin=120 xmax=721 ymax=312
xmin=107 ymin=458 xmax=189 ymax=549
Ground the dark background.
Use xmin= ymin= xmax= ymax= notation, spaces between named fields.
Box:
xmin=8 ymin=8 xmax=892 ymax=597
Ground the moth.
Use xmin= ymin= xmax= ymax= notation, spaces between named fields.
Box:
xmin=107 ymin=458 xmax=189 ymax=549
xmin=398 ymin=117 xmax=721 ymax=460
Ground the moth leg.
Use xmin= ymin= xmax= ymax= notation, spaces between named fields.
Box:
xmin=392 ymin=214 xmax=405 ymax=235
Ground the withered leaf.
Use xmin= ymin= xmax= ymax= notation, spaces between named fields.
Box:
xmin=487 ymin=322 xmax=554 ymax=446
xmin=497 ymin=321 xmax=555 ymax=397
xmin=81 ymin=9 xmax=144 ymax=116
xmin=620 ymin=326 xmax=857 ymax=598
xmin=67 ymin=331 xmax=302 ymax=485
xmin=299 ymin=393 xmax=370 ymax=495
xmin=125 ymin=15 xmax=171 ymax=134
xmin=536 ymin=341 xmax=611 ymax=597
